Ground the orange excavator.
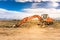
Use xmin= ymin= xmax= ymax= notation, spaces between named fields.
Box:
xmin=15 ymin=14 xmax=53 ymax=27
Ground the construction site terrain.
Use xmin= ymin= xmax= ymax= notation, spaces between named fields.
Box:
xmin=0 ymin=20 xmax=60 ymax=40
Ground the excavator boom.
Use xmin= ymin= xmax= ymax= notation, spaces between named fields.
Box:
xmin=18 ymin=15 xmax=42 ymax=26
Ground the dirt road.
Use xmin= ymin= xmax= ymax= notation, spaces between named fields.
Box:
xmin=0 ymin=25 xmax=60 ymax=40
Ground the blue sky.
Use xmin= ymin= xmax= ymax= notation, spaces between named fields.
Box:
xmin=0 ymin=0 xmax=60 ymax=11
xmin=0 ymin=0 xmax=60 ymax=20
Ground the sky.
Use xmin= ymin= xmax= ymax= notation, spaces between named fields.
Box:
xmin=0 ymin=0 xmax=60 ymax=20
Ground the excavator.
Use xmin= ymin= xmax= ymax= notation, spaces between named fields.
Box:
xmin=14 ymin=14 xmax=53 ymax=27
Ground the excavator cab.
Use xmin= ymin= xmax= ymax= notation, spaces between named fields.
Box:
xmin=41 ymin=14 xmax=53 ymax=25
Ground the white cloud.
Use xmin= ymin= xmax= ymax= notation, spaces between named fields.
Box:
xmin=15 ymin=0 xmax=41 ymax=2
xmin=0 ymin=8 xmax=60 ymax=20
xmin=15 ymin=0 xmax=59 ymax=9
xmin=15 ymin=0 xmax=28 ymax=2
xmin=42 ymin=0 xmax=60 ymax=2
xmin=0 ymin=8 xmax=27 ymax=19
xmin=42 ymin=0 xmax=59 ymax=2
xmin=15 ymin=0 xmax=60 ymax=2
xmin=48 ymin=0 xmax=60 ymax=2
xmin=31 ymin=3 xmax=39 ymax=8
xmin=47 ymin=1 xmax=59 ymax=8
xmin=51 ymin=2 xmax=59 ymax=7
xmin=23 ymin=8 xmax=60 ymax=19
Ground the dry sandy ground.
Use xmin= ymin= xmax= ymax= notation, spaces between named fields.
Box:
xmin=0 ymin=25 xmax=60 ymax=40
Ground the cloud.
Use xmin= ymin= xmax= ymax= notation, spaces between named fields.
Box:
xmin=48 ymin=0 xmax=60 ymax=2
xmin=42 ymin=0 xmax=60 ymax=2
xmin=15 ymin=0 xmax=59 ymax=9
xmin=0 ymin=8 xmax=27 ymax=19
xmin=15 ymin=0 xmax=28 ymax=2
xmin=48 ymin=1 xmax=59 ymax=8
xmin=15 ymin=0 xmax=42 ymax=2
xmin=31 ymin=3 xmax=39 ymax=8
xmin=15 ymin=0 xmax=60 ymax=2
xmin=0 ymin=8 xmax=60 ymax=20
xmin=23 ymin=8 xmax=60 ymax=19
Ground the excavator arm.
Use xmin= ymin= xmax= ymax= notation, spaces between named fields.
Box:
xmin=17 ymin=15 xmax=42 ymax=27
